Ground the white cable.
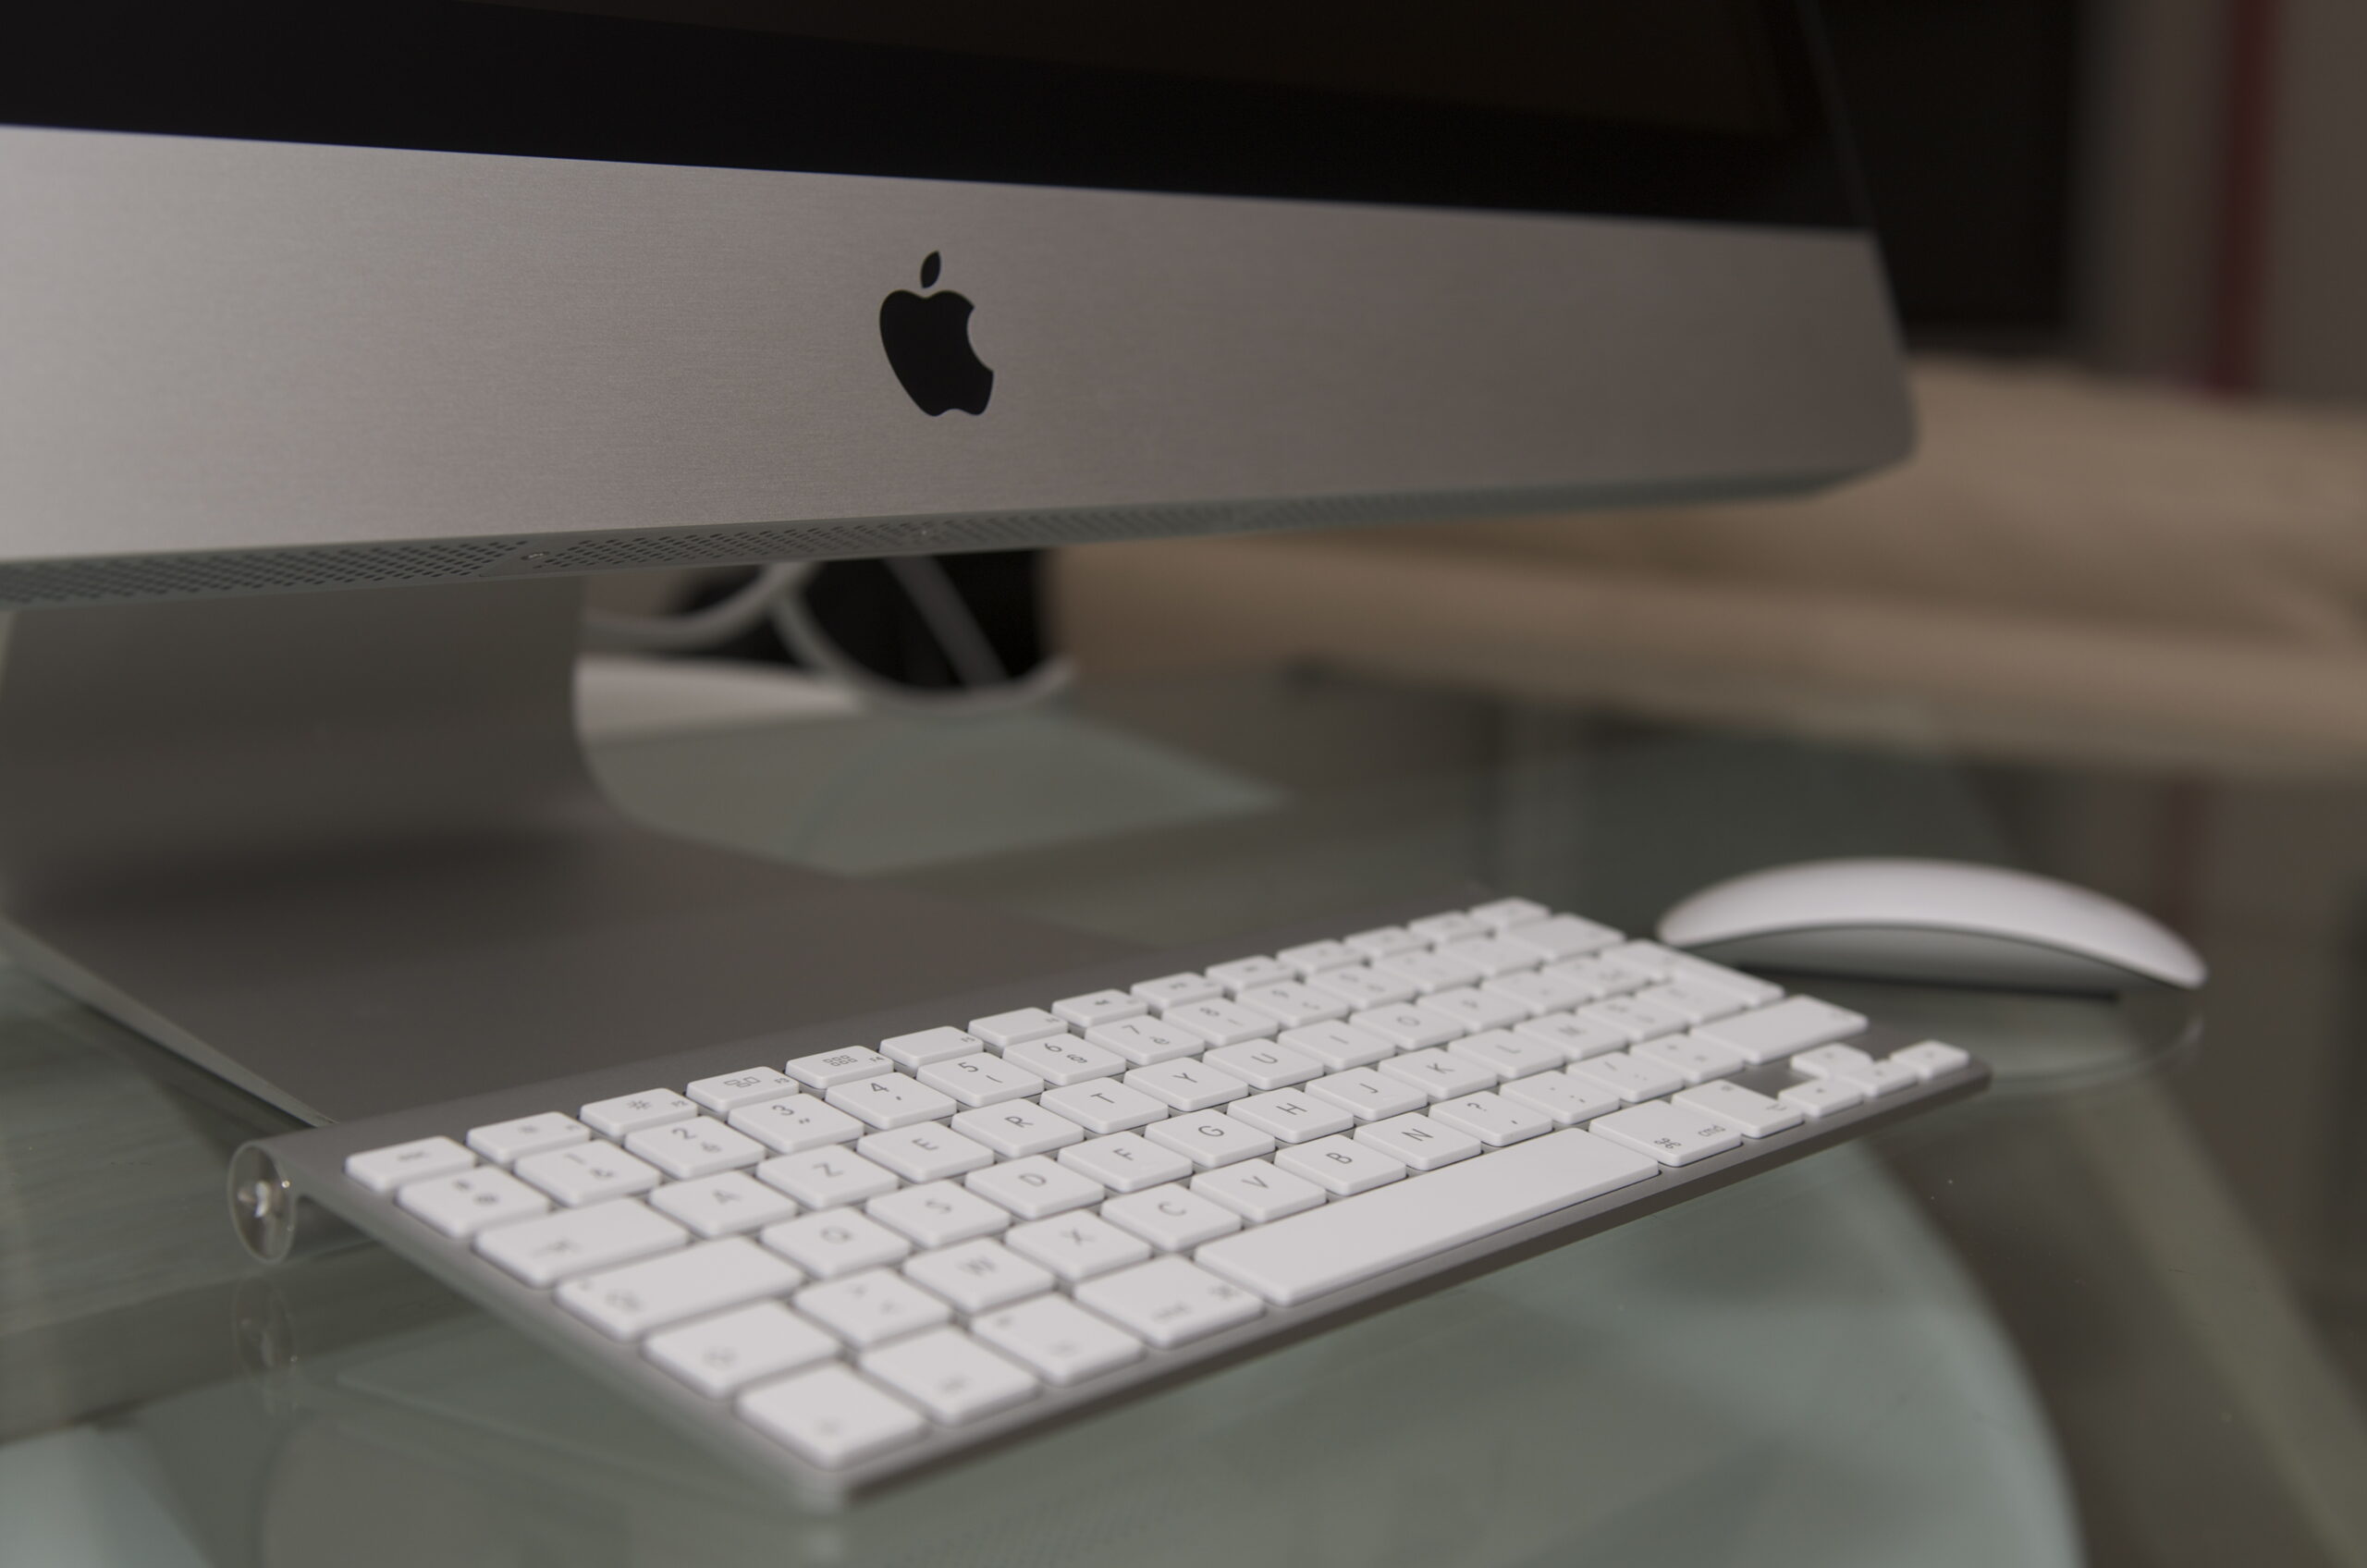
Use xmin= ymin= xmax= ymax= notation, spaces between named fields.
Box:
xmin=583 ymin=562 xmax=810 ymax=652
xmin=582 ymin=557 xmax=1073 ymax=715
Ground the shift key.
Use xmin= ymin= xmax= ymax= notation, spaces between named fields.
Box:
xmin=557 ymin=1238 xmax=803 ymax=1339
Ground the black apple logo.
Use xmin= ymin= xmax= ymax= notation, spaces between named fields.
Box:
xmin=878 ymin=251 xmax=993 ymax=416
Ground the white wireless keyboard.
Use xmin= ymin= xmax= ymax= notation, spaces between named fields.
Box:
xmin=232 ymin=898 xmax=1985 ymax=1504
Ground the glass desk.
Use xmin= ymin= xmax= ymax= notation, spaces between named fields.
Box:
xmin=5 ymin=665 xmax=2362 ymax=1567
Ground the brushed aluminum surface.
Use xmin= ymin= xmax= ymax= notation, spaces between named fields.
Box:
xmin=0 ymin=124 xmax=1908 ymax=603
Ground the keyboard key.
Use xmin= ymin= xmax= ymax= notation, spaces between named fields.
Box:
xmin=951 ymin=1101 xmax=1086 ymax=1158
xmin=966 ymin=1157 xmax=1106 ymax=1219
xmin=1634 ymin=979 xmax=1752 ymax=1025
xmin=1306 ymin=1068 xmax=1429 ymax=1121
xmin=1793 ymin=1043 xmax=1877 ymax=1078
xmin=1039 ymin=1079 xmax=1169 ymax=1133
xmin=1102 ymin=1183 xmax=1244 ymax=1250
xmin=739 ymin=1365 xmax=926 ymax=1468
xmin=1564 ymin=1051 xmax=1686 ymax=1104
xmin=974 ymin=1294 xmax=1144 ymax=1384
xmin=557 ymin=1238 xmax=803 ymax=1340
xmin=1409 ymin=912 xmax=1491 ymax=946
xmin=783 ymin=1047 xmax=896 ymax=1090
xmin=1597 ymin=938 xmax=1685 ymax=972
xmin=397 ymin=1168 xmax=549 ymax=1238
xmin=1632 ymin=1034 xmax=1749 ymax=1085
xmin=1162 ymin=997 xmax=1281 ymax=1048
xmin=968 ymin=1008 xmax=1069 ymax=1048
xmin=1350 ymin=1004 xmax=1465 ymax=1051
xmin=757 ymin=1148 xmax=901 ymax=1208
xmin=861 ymin=1122 xmax=989 ymax=1183
xmin=1228 ymin=1089 xmax=1355 ymax=1144
xmin=1050 ymin=989 xmax=1147 ymax=1030
xmin=1000 ymin=1032 xmax=1124 ymax=1086
xmin=1132 ymin=972 xmax=1224 ymax=1010
xmin=1145 ymin=1112 xmax=1277 ymax=1169
xmin=852 ymin=1122 xmax=989 ymax=1183
xmin=1447 ymin=1028 xmax=1565 ymax=1081
xmin=1672 ymin=1079 xmax=1803 ymax=1137
xmin=795 ymin=1268 xmax=951 ymax=1347
xmin=1204 ymin=1039 xmax=1323 ymax=1090
xmin=1124 ymin=1058 xmax=1251 ymax=1111
xmin=1429 ymin=1092 xmax=1554 ymax=1147
xmin=880 ymin=1025 xmax=987 ymax=1067
xmin=1002 ymin=1212 xmax=1151 ymax=1281
xmin=625 ymin=1117 xmax=767 ymax=1180
xmin=1436 ymin=937 xmax=1542 ymax=978
xmin=729 ymin=1095 xmax=865 ymax=1154
xmin=648 ymin=1172 xmax=800 ymax=1238
xmin=475 ymin=1198 xmax=687 ymax=1287
xmin=1344 ymin=925 xmax=1428 ymax=960
xmin=1469 ymin=896 xmax=1552 ymax=930
xmin=1233 ymin=980 xmax=1350 ymax=1029
xmin=1692 ymin=997 xmax=1869 ymax=1064
xmin=465 ymin=1113 xmax=589 ymax=1166
xmin=1590 ymin=1102 xmax=1744 ymax=1167
xmin=1485 ymin=970 xmax=1600 ymax=1015
xmin=1668 ymin=954 xmax=1784 ymax=1006
xmin=1376 ymin=1048 xmax=1497 ymax=1100
xmin=1576 ymin=995 xmax=1690 ymax=1044
xmin=1206 ymin=955 xmax=1297 ymax=993
xmin=577 ymin=1089 xmax=701 ymax=1140
xmin=1058 ymin=1133 xmax=1195 ymax=1193
xmin=915 ymin=1053 xmax=1046 ymax=1108
xmin=1549 ymin=956 xmax=1658 ymax=998
xmin=686 ymin=1068 xmax=802 ymax=1114
xmin=862 ymin=1328 xmax=1038 ymax=1423
xmin=1280 ymin=1020 xmax=1395 ymax=1071
xmin=1779 ymin=1078 xmax=1864 ymax=1118
xmin=1306 ymin=965 xmax=1420 ymax=1009
xmin=867 ymin=1182 xmax=1012 ymax=1246
xmin=515 ymin=1143 xmax=664 ymax=1206
xmin=1191 ymin=1158 xmax=1328 ymax=1222
xmin=1355 ymin=1112 xmax=1483 ymax=1170
xmin=1196 ymin=1129 xmax=1658 ymax=1306
xmin=1277 ymin=938 xmax=1361 ymax=975
xmin=1837 ymin=1059 xmax=1923 ymax=1098
xmin=1274 ymin=1133 xmax=1408 ymax=1194
xmin=827 ymin=1072 xmax=958 ymax=1130
xmin=1502 ymin=914 xmax=1622 ymax=961
xmin=1515 ymin=1012 xmax=1629 ymax=1061
xmin=1499 ymin=1070 xmax=1624 ymax=1126
xmin=1890 ymin=1039 xmax=1973 ymax=1080
xmin=1073 ymin=1256 xmax=1263 ymax=1348
xmin=761 ymin=1209 xmax=911 ymax=1277
xmin=1409 ymin=986 xmax=1529 ymax=1035
xmin=345 ymin=1136 xmax=474 ymax=1194
xmin=1085 ymin=1016 xmax=1207 ymax=1066
xmin=902 ymin=1239 xmax=1055 ymax=1313
xmin=646 ymin=1300 xmax=837 ymax=1397
xmin=1371 ymin=949 xmax=1483 ymax=995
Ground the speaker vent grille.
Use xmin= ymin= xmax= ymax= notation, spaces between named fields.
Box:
xmin=0 ymin=539 xmax=529 ymax=607
xmin=0 ymin=483 xmax=1638 ymax=609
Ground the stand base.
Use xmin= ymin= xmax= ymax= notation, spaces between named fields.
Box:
xmin=0 ymin=581 xmax=1124 ymax=1123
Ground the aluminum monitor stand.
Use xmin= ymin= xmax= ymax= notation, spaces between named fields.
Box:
xmin=0 ymin=578 xmax=1128 ymax=1123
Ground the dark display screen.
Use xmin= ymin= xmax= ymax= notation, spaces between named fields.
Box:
xmin=511 ymin=1 xmax=1792 ymax=137
xmin=0 ymin=1 xmax=1856 ymax=227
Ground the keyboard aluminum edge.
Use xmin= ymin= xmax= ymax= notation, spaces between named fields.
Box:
xmin=245 ymin=1023 xmax=1987 ymax=1509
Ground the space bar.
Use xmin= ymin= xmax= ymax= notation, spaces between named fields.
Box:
xmin=1194 ymin=1130 xmax=1661 ymax=1306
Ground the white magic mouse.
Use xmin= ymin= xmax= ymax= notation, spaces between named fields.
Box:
xmin=1658 ymin=857 xmax=2206 ymax=993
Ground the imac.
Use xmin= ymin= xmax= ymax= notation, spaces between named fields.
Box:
xmin=0 ymin=2 xmax=1909 ymax=1122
